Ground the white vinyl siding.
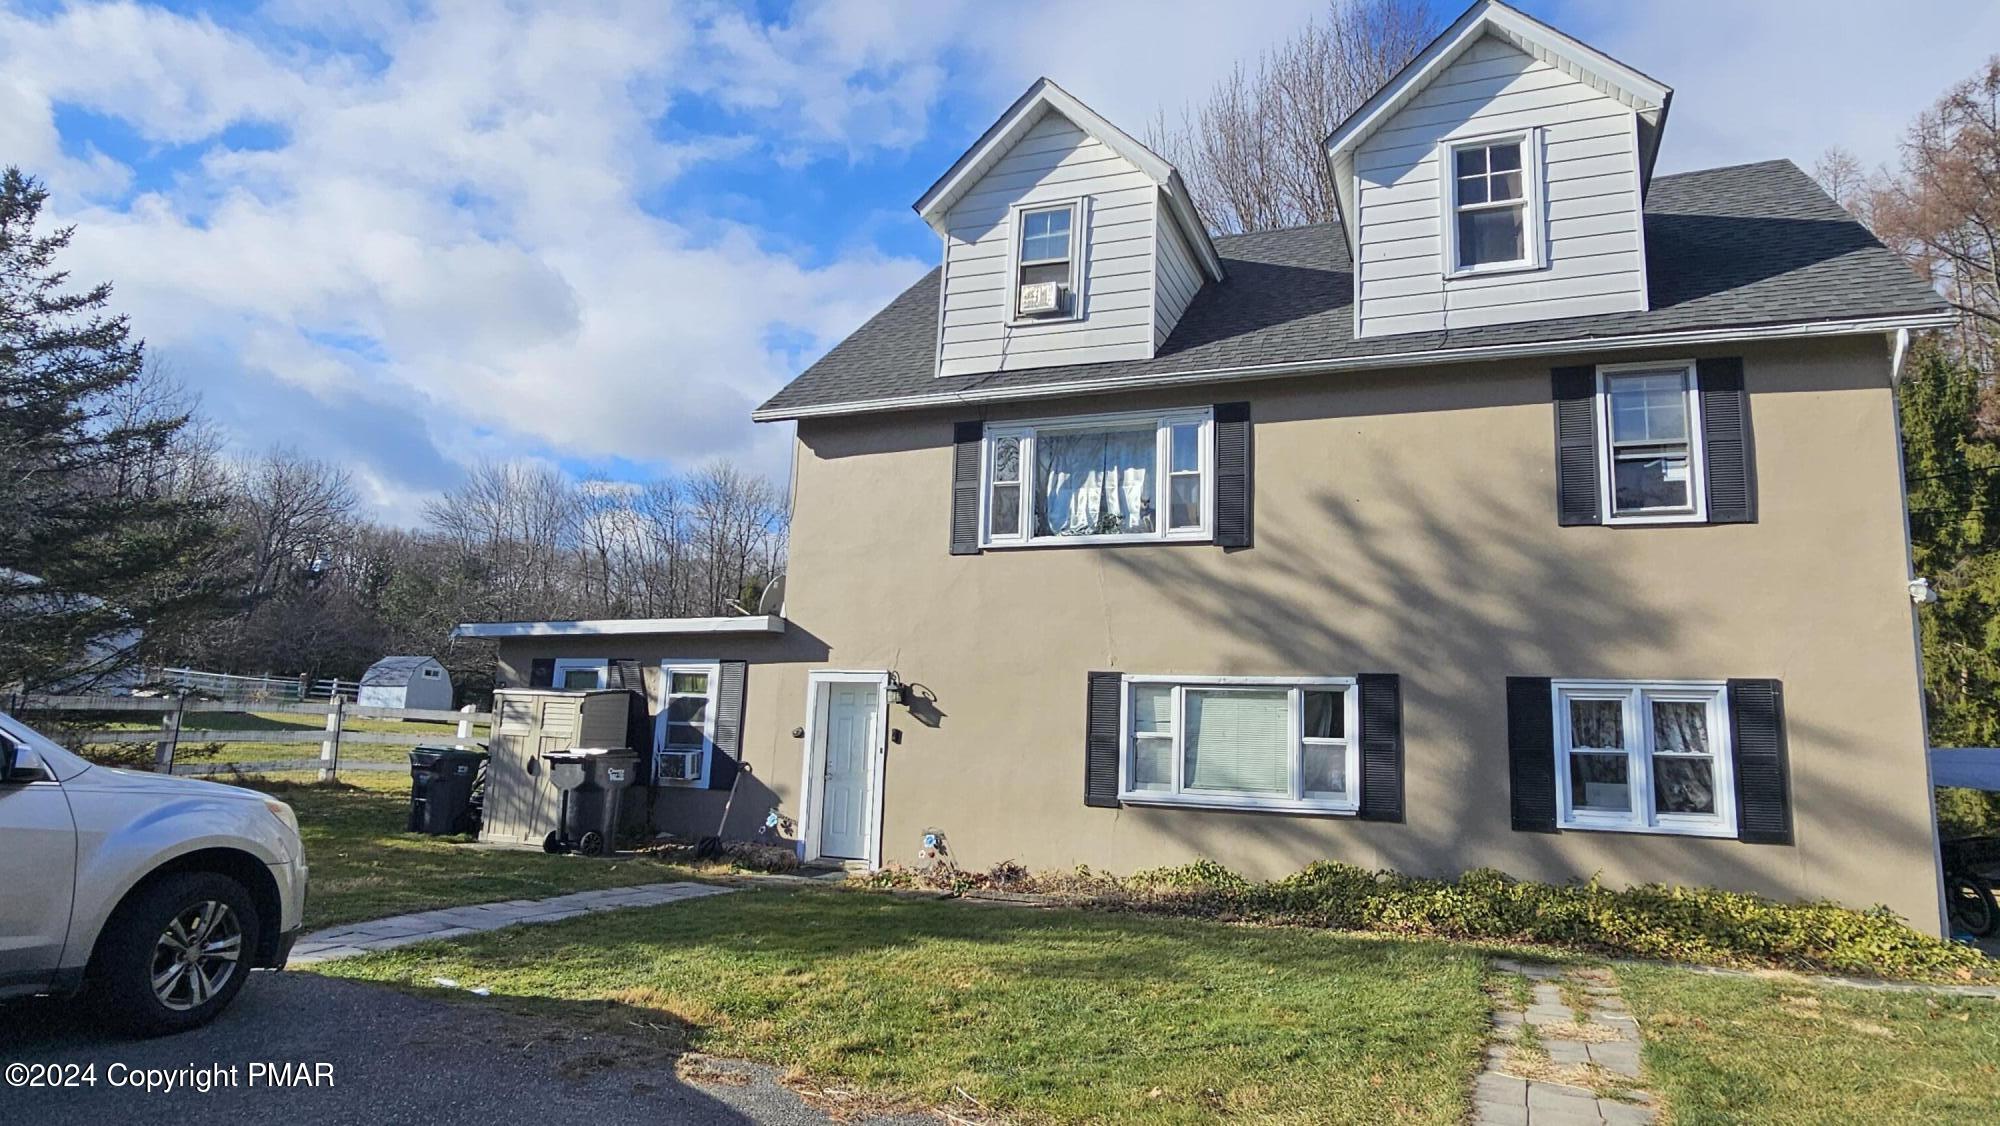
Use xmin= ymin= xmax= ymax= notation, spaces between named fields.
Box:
xmin=1352 ymin=33 xmax=1646 ymax=339
xmin=1153 ymin=207 xmax=1202 ymax=350
xmin=939 ymin=109 xmax=1160 ymax=377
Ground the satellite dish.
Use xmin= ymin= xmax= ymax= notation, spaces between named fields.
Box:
xmin=757 ymin=575 xmax=787 ymax=616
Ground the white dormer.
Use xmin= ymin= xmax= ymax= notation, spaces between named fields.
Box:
xmin=916 ymin=79 xmax=1225 ymax=378
xmin=1324 ymin=0 xmax=1672 ymax=339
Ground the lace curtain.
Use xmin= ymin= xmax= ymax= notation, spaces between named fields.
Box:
xmin=1036 ymin=428 xmax=1155 ymax=537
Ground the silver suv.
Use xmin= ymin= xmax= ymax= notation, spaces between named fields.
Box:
xmin=0 ymin=711 xmax=308 ymax=1035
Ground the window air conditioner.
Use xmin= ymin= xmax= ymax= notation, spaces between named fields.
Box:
xmin=655 ymin=748 xmax=703 ymax=782
xmin=1017 ymin=281 xmax=1066 ymax=317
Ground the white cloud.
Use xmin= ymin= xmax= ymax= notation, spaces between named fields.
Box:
xmin=0 ymin=0 xmax=935 ymax=517
xmin=1556 ymin=0 xmax=2000 ymax=176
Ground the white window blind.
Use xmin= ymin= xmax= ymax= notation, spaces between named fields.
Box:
xmin=1184 ymin=689 xmax=1291 ymax=795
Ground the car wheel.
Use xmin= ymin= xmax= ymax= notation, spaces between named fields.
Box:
xmin=1947 ymin=875 xmax=1998 ymax=937
xmin=89 ymin=871 xmax=262 ymax=1037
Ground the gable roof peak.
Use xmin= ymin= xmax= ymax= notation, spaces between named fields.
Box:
xmin=1321 ymin=0 xmax=1673 ymax=263
xmin=914 ymin=77 xmax=1225 ymax=282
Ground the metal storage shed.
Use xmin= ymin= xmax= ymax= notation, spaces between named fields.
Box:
xmin=358 ymin=655 xmax=453 ymax=710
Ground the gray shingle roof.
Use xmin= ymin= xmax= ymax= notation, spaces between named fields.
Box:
xmin=361 ymin=655 xmax=441 ymax=685
xmin=757 ymin=160 xmax=1946 ymax=420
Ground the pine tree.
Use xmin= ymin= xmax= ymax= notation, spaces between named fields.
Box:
xmin=1902 ymin=338 xmax=2000 ymax=747
xmin=0 ymin=167 xmax=234 ymax=692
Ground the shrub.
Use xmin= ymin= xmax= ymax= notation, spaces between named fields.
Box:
xmin=1938 ymin=786 xmax=2000 ymax=839
xmin=859 ymin=857 xmax=1991 ymax=982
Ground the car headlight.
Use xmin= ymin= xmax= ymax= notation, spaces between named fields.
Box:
xmin=264 ymin=798 xmax=300 ymax=838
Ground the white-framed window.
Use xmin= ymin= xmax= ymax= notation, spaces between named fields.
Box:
xmin=1441 ymin=129 xmax=1543 ymax=276
xmin=552 ymin=658 xmax=608 ymax=691
xmin=1120 ymin=675 xmax=1360 ymax=814
xmin=982 ymin=408 xmax=1212 ymax=546
xmin=655 ymin=661 xmax=720 ymax=787
xmin=1008 ymin=198 xmax=1083 ymax=321
xmin=421 ymin=667 xmax=442 ymax=680
xmin=1598 ymin=360 xmax=1705 ymax=524
xmin=1553 ymin=680 xmax=1735 ymax=837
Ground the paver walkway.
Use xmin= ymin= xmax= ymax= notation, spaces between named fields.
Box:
xmin=1473 ymin=958 xmax=1658 ymax=1126
xmin=290 ymin=881 xmax=734 ymax=964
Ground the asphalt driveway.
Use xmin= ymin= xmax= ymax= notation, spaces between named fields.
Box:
xmin=1 ymin=971 xmax=927 ymax=1126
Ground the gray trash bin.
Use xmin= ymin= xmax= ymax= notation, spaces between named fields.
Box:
xmin=540 ymin=748 xmax=638 ymax=857
xmin=407 ymin=746 xmax=487 ymax=835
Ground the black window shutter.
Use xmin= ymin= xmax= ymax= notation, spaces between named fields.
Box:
xmin=606 ymin=658 xmax=643 ymax=691
xmin=1084 ymin=671 xmax=1122 ymax=808
xmin=529 ymin=658 xmax=554 ymax=688
xmin=1214 ymin=402 xmax=1252 ymax=548
xmin=950 ymin=421 xmax=983 ymax=556
xmin=1698 ymin=357 xmax=1755 ymax=524
xmin=1507 ymin=677 xmax=1559 ymax=832
xmin=707 ymin=660 xmax=749 ymax=790
xmin=1552 ymin=366 xmax=1601 ymax=526
xmin=1356 ymin=673 xmax=1403 ymax=822
xmin=1728 ymin=678 xmax=1791 ymax=844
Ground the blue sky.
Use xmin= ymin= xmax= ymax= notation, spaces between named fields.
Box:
xmin=6 ymin=0 xmax=1997 ymax=522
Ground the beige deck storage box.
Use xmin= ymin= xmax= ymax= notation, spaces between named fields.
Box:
xmin=481 ymin=688 xmax=650 ymax=846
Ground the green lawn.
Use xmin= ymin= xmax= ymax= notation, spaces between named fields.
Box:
xmin=1621 ymin=965 xmax=2000 ymax=1124
xmin=230 ymin=771 xmax=710 ymax=927
xmin=317 ymin=887 xmax=1492 ymax=1124
xmin=193 ymin=759 xmax=2000 ymax=1123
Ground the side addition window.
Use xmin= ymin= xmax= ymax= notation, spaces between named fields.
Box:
xmin=1445 ymin=132 xmax=1542 ymax=275
xmin=1600 ymin=362 xmax=1704 ymax=522
xmin=552 ymin=658 xmax=608 ymax=691
xmin=655 ymin=664 xmax=719 ymax=786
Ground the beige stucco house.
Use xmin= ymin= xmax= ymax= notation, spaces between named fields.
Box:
xmin=457 ymin=2 xmax=1955 ymax=932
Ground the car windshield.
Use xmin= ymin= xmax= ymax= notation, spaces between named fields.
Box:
xmin=0 ymin=711 xmax=89 ymax=779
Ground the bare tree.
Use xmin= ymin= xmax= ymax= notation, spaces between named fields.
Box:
xmin=1147 ymin=0 xmax=1438 ymax=234
xmin=633 ymin=477 xmax=689 ymax=615
xmin=1867 ymin=58 xmax=2000 ymax=364
xmin=684 ymin=462 xmax=787 ymax=616
xmin=423 ymin=461 xmax=582 ymax=621
xmin=232 ymin=447 xmax=357 ymax=601
xmin=1810 ymin=146 xmax=1874 ymax=224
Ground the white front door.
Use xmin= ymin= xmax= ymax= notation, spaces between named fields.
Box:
xmin=815 ymin=682 xmax=879 ymax=861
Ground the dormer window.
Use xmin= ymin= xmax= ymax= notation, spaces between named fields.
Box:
xmin=1442 ymin=130 xmax=1544 ymax=276
xmin=1012 ymin=199 xmax=1081 ymax=320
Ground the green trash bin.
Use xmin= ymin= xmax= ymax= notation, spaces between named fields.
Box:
xmin=407 ymin=746 xmax=486 ymax=835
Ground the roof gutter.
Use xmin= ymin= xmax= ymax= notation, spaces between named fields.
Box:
xmin=452 ymin=615 xmax=786 ymax=639
xmin=753 ymin=310 xmax=1955 ymax=422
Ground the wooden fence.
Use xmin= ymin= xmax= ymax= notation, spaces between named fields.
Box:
xmin=5 ymin=695 xmax=493 ymax=782
xmin=148 ymin=666 xmax=308 ymax=702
